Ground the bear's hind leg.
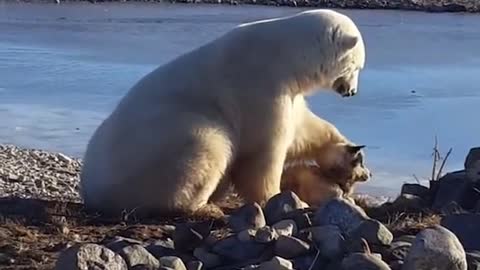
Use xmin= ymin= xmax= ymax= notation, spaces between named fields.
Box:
xmin=171 ymin=128 xmax=234 ymax=217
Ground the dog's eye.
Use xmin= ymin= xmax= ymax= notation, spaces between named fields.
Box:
xmin=351 ymin=154 xmax=363 ymax=166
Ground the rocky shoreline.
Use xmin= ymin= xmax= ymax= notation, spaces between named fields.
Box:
xmin=1 ymin=144 xmax=480 ymax=270
xmin=5 ymin=0 xmax=480 ymax=13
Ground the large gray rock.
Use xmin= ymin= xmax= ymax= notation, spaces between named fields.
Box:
xmin=402 ymin=225 xmax=467 ymax=270
xmin=350 ymin=219 xmax=393 ymax=246
xmin=55 ymin=243 xmax=128 ymax=270
xmin=401 ymin=183 xmax=430 ymax=198
xmin=466 ymin=251 xmax=480 ymax=270
xmin=117 ymin=244 xmax=160 ymax=269
xmin=264 ymin=191 xmax=308 ymax=225
xmin=465 ymin=147 xmax=480 ymax=169
xmin=310 ymin=225 xmax=346 ymax=259
xmin=441 ymin=213 xmax=480 ymax=251
xmin=432 ymin=171 xmax=480 ymax=211
xmin=313 ymin=198 xmax=369 ymax=235
xmin=228 ymin=202 xmax=266 ymax=232
xmin=341 ymin=252 xmax=391 ymax=270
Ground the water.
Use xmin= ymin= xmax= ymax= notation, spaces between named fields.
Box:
xmin=1 ymin=2 xmax=479 ymax=197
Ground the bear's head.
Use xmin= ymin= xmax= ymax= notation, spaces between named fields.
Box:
xmin=315 ymin=143 xmax=371 ymax=192
xmin=284 ymin=10 xmax=366 ymax=98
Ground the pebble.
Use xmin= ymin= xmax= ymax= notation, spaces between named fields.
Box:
xmin=403 ymin=225 xmax=467 ymax=270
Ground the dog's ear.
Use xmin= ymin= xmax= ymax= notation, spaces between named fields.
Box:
xmin=346 ymin=144 xmax=366 ymax=154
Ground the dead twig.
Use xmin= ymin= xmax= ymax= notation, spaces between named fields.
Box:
xmin=436 ymin=147 xmax=453 ymax=180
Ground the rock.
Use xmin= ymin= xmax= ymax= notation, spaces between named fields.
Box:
xmin=146 ymin=238 xmax=177 ymax=258
xmin=292 ymin=255 xmax=326 ymax=270
xmin=274 ymin=235 xmax=310 ymax=259
xmin=441 ymin=201 xmax=467 ymax=215
xmin=390 ymin=194 xmax=425 ymax=211
xmin=173 ymin=223 xmax=209 ymax=252
xmin=131 ymin=265 xmax=158 ymax=270
xmin=401 ymin=183 xmax=430 ymax=198
xmin=441 ymin=213 xmax=480 ymax=251
xmin=389 ymin=260 xmax=403 ymax=270
xmin=259 ymin=256 xmax=293 ymax=270
xmin=212 ymin=235 xmax=267 ymax=261
xmin=272 ymin=219 xmax=297 ymax=236
xmin=388 ymin=240 xmax=411 ymax=261
xmin=186 ymin=260 xmax=204 ymax=270
xmin=255 ymin=226 xmax=279 ymax=243
xmin=104 ymin=236 xmax=144 ymax=252
xmin=55 ymin=243 xmax=127 ymax=270
xmin=193 ymin=247 xmax=222 ymax=268
xmin=350 ymin=219 xmax=393 ymax=246
xmin=432 ymin=171 xmax=480 ymax=211
xmin=465 ymin=147 xmax=480 ymax=170
xmin=159 ymin=256 xmax=187 ymax=270
xmin=310 ymin=225 xmax=345 ymax=259
xmin=403 ymin=225 xmax=467 ymax=270
xmin=284 ymin=209 xmax=312 ymax=230
xmin=341 ymin=252 xmax=391 ymax=270
xmin=117 ymin=244 xmax=160 ymax=269
xmin=466 ymin=158 xmax=480 ymax=182
xmin=466 ymin=251 xmax=480 ymax=270
xmin=313 ymin=198 xmax=368 ymax=235
xmin=228 ymin=202 xmax=266 ymax=232
xmin=237 ymin=229 xmax=257 ymax=242
xmin=264 ymin=191 xmax=307 ymax=225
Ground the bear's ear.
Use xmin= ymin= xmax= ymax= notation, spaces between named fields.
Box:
xmin=339 ymin=35 xmax=359 ymax=51
xmin=331 ymin=27 xmax=359 ymax=51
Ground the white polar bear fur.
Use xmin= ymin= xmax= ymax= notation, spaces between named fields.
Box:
xmin=80 ymin=9 xmax=366 ymax=216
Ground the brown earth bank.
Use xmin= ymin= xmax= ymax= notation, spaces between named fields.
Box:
xmin=1 ymin=144 xmax=480 ymax=270
xmin=3 ymin=0 xmax=480 ymax=13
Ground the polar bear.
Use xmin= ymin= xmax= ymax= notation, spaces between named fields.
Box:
xmin=280 ymin=117 xmax=371 ymax=206
xmin=80 ymin=9 xmax=366 ymax=217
